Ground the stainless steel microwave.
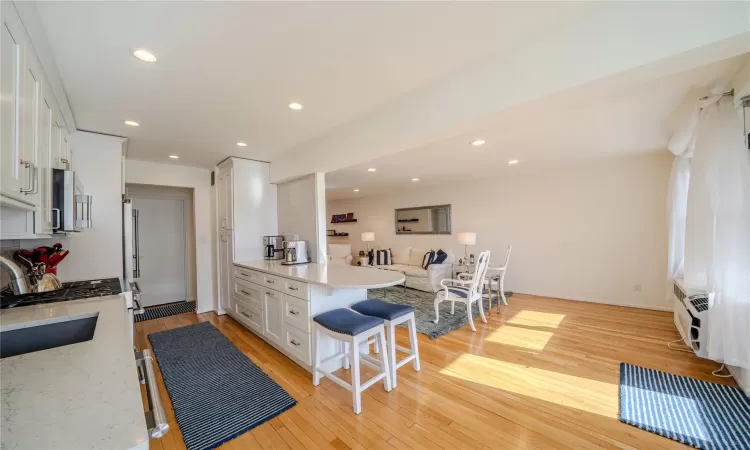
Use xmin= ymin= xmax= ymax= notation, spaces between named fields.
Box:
xmin=52 ymin=169 xmax=92 ymax=232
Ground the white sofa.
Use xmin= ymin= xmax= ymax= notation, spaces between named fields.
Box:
xmin=328 ymin=243 xmax=353 ymax=265
xmin=369 ymin=247 xmax=454 ymax=293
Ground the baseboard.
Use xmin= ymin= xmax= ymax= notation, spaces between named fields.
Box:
xmin=727 ymin=365 xmax=750 ymax=396
xmin=516 ymin=290 xmax=673 ymax=312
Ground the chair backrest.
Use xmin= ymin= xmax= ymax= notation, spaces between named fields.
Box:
xmin=501 ymin=245 xmax=512 ymax=268
xmin=468 ymin=251 xmax=491 ymax=298
xmin=328 ymin=243 xmax=352 ymax=262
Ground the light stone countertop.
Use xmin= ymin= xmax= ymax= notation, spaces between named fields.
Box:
xmin=1 ymin=295 xmax=149 ymax=450
xmin=234 ymin=261 xmax=405 ymax=289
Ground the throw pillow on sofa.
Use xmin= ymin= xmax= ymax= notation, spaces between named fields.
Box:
xmin=408 ymin=248 xmax=427 ymax=266
xmin=391 ymin=247 xmax=411 ymax=265
xmin=432 ymin=249 xmax=448 ymax=265
xmin=422 ymin=250 xmax=436 ymax=269
xmin=373 ymin=249 xmax=392 ymax=266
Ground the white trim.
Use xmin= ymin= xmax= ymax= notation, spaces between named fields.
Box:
xmin=727 ymin=366 xmax=750 ymax=396
xmin=517 ymin=290 xmax=673 ymax=312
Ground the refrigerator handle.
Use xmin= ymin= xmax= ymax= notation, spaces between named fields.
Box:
xmin=133 ymin=209 xmax=141 ymax=279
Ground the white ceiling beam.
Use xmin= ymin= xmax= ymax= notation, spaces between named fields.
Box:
xmin=270 ymin=2 xmax=750 ymax=183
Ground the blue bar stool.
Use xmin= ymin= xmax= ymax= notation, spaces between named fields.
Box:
xmin=350 ymin=298 xmax=420 ymax=388
xmin=312 ymin=308 xmax=392 ymax=414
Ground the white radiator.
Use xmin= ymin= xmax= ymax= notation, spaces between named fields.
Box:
xmin=672 ymin=279 xmax=712 ymax=359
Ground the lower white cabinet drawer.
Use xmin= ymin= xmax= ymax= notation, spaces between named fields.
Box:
xmin=262 ymin=273 xmax=282 ymax=289
xmin=282 ymin=323 xmax=311 ymax=366
xmin=233 ymin=277 xmax=263 ymax=310
xmin=234 ymin=302 xmax=263 ymax=336
xmin=281 ymin=278 xmax=309 ymax=301
xmin=234 ymin=266 xmax=262 ymax=284
xmin=282 ymin=294 xmax=310 ymax=333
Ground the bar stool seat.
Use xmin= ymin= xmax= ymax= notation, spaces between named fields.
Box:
xmin=312 ymin=308 xmax=392 ymax=414
xmin=351 ymin=299 xmax=420 ymax=388
xmin=349 ymin=298 xmax=414 ymax=321
xmin=313 ymin=309 xmax=384 ymax=336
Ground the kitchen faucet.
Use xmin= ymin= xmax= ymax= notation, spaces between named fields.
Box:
xmin=0 ymin=255 xmax=31 ymax=294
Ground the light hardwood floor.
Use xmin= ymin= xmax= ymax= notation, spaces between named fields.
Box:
xmin=135 ymin=293 xmax=735 ymax=450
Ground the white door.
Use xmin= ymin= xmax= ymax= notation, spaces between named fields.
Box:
xmin=1 ymin=4 xmax=25 ymax=201
xmin=132 ymin=197 xmax=187 ymax=307
xmin=263 ymin=290 xmax=283 ymax=344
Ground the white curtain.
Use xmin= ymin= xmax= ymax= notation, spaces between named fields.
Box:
xmin=683 ymin=95 xmax=750 ymax=368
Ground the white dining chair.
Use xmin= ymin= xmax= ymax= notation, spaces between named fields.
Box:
xmin=486 ymin=245 xmax=512 ymax=310
xmin=433 ymin=250 xmax=491 ymax=332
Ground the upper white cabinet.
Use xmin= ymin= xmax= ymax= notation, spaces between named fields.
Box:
xmin=1 ymin=3 xmax=27 ymax=204
xmin=1 ymin=1 xmax=72 ymax=237
xmin=215 ymin=158 xmax=278 ymax=314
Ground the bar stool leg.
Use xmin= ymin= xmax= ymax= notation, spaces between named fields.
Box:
xmin=386 ymin=321 xmax=398 ymax=388
xmin=343 ymin=342 xmax=350 ymax=370
xmin=312 ymin=323 xmax=321 ymax=386
xmin=376 ymin=327 xmax=392 ymax=392
xmin=350 ymin=336 xmax=362 ymax=414
xmin=407 ymin=314 xmax=421 ymax=372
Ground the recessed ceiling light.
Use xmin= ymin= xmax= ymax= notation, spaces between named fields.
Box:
xmin=236 ymin=142 xmax=247 ymax=147
xmin=169 ymin=155 xmax=179 ymax=159
xmin=508 ymin=159 xmax=519 ymax=165
xmin=130 ymin=48 xmax=157 ymax=63
xmin=288 ymin=102 xmax=303 ymax=110
xmin=412 ymin=178 xmax=419 ymax=182
xmin=471 ymin=139 xmax=486 ymax=147
xmin=367 ymin=168 xmax=376 ymax=172
xmin=353 ymin=189 xmax=360 ymax=192
xmin=124 ymin=120 xmax=139 ymax=127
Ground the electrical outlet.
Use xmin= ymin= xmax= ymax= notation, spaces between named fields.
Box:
xmin=633 ymin=284 xmax=642 ymax=292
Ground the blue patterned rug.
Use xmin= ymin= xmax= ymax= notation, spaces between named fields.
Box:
xmin=148 ymin=322 xmax=296 ymax=450
xmin=619 ymin=362 xmax=750 ymax=450
xmin=135 ymin=301 xmax=196 ymax=322
xmin=367 ymin=286 xmax=512 ymax=339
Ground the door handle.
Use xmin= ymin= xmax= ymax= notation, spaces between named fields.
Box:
xmin=52 ymin=208 xmax=61 ymax=230
xmin=19 ymin=160 xmax=34 ymax=193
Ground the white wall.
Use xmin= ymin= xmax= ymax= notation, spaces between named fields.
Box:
xmin=124 ymin=160 xmax=215 ymax=314
xmin=125 ymin=184 xmax=197 ymax=301
xmin=26 ymin=132 xmax=126 ymax=282
xmin=327 ymin=153 xmax=673 ymax=311
xmin=277 ymin=172 xmax=326 ymax=262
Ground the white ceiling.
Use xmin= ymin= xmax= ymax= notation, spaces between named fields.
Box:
xmin=36 ymin=1 xmax=591 ymax=168
xmin=325 ymin=55 xmax=748 ymax=200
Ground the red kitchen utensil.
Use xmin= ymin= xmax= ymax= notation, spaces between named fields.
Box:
xmin=46 ymin=250 xmax=69 ymax=269
xmin=34 ymin=247 xmax=48 ymax=264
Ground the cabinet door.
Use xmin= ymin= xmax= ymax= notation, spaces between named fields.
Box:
xmin=59 ymin=123 xmax=71 ymax=169
xmin=262 ymin=289 xmax=283 ymax=344
xmin=219 ymin=230 xmax=233 ymax=312
xmin=51 ymin=111 xmax=63 ymax=169
xmin=1 ymin=4 xmax=25 ymax=201
xmin=218 ymin=170 xmax=233 ymax=230
xmin=35 ymin=77 xmax=55 ymax=234
xmin=20 ymin=50 xmax=42 ymax=207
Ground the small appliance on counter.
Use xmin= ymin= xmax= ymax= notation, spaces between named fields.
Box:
xmin=282 ymin=240 xmax=311 ymax=265
xmin=52 ymin=169 xmax=93 ymax=232
xmin=263 ymin=235 xmax=285 ymax=260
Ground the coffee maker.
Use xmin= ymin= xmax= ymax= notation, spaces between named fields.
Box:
xmin=282 ymin=240 xmax=311 ymax=265
xmin=263 ymin=236 xmax=285 ymax=260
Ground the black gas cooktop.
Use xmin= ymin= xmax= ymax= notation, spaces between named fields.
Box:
xmin=0 ymin=278 xmax=123 ymax=310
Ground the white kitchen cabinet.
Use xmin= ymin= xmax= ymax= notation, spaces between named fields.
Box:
xmin=1 ymin=1 xmax=72 ymax=238
xmin=215 ymin=158 xmax=277 ymax=315
xmin=1 ymin=3 xmax=28 ymax=204
xmin=262 ymin=288 xmax=284 ymax=344
xmin=217 ymin=168 xmax=233 ymax=230
xmin=218 ymin=229 xmax=233 ymax=312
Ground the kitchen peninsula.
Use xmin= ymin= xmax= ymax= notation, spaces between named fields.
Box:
xmin=229 ymin=261 xmax=405 ymax=372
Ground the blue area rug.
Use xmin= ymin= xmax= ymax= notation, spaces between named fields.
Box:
xmin=619 ymin=362 xmax=750 ymax=450
xmin=148 ymin=322 xmax=296 ymax=450
xmin=135 ymin=301 xmax=196 ymax=322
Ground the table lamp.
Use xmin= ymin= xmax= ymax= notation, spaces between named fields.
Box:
xmin=456 ymin=232 xmax=476 ymax=263
xmin=361 ymin=232 xmax=375 ymax=252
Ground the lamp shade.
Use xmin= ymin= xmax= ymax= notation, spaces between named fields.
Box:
xmin=456 ymin=232 xmax=476 ymax=246
xmin=361 ymin=232 xmax=375 ymax=242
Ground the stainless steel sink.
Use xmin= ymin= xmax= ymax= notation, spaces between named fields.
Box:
xmin=0 ymin=314 xmax=99 ymax=359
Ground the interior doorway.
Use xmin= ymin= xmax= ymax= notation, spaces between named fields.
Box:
xmin=126 ymin=184 xmax=197 ymax=307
